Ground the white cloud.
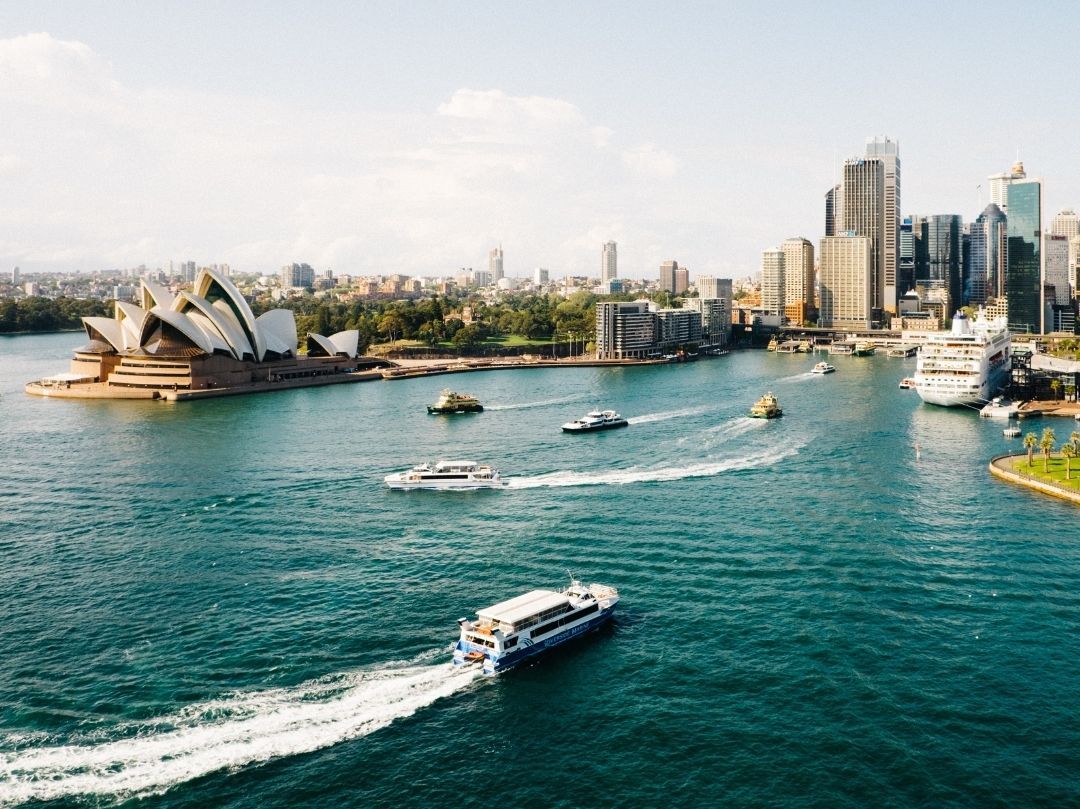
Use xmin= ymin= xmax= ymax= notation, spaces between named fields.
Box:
xmin=0 ymin=33 xmax=696 ymax=277
xmin=622 ymin=143 xmax=680 ymax=178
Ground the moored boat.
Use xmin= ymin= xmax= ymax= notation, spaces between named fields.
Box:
xmin=898 ymin=378 xmax=916 ymax=390
xmin=810 ymin=362 xmax=836 ymax=375
xmin=384 ymin=460 xmax=507 ymax=490
xmin=1003 ymin=425 xmax=1022 ymax=438
xmin=852 ymin=341 xmax=876 ymax=356
xmin=427 ymin=389 xmax=483 ymax=414
xmin=452 ymin=577 xmax=620 ymax=675
xmin=562 ymin=410 xmax=629 ymax=432
xmin=750 ymin=392 xmax=782 ymax=419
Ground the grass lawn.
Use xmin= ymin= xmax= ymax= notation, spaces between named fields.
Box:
xmin=1003 ymin=454 xmax=1080 ymax=492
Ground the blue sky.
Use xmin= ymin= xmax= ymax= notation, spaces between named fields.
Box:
xmin=1 ymin=2 xmax=1076 ymax=278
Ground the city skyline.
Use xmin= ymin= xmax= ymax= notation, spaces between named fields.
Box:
xmin=2 ymin=3 xmax=1079 ymax=278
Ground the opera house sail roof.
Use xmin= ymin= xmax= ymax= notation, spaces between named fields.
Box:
xmin=29 ymin=267 xmax=373 ymax=401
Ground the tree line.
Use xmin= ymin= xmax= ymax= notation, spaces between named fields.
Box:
xmin=257 ymin=290 xmax=627 ymax=352
xmin=0 ymin=297 xmax=111 ymax=333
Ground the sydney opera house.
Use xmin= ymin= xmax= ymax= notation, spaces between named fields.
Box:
xmin=26 ymin=268 xmax=381 ymax=400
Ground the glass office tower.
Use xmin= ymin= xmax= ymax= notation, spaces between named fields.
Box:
xmin=1005 ymin=180 xmax=1042 ymax=333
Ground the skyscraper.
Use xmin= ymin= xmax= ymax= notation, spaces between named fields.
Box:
xmin=488 ymin=246 xmax=504 ymax=281
xmin=1050 ymin=209 xmax=1079 ymax=237
xmin=1005 ymin=179 xmax=1042 ymax=333
xmin=988 ymin=161 xmax=1026 ymax=212
xmin=865 ymin=136 xmax=901 ymax=313
xmin=925 ymin=214 xmax=963 ymax=314
xmin=819 ymin=235 xmax=873 ymax=329
xmin=839 ymin=138 xmax=901 ymax=317
xmin=824 ymin=184 xmax=842 ymax=237
xmin=674 ymin=267 xmax=689 ymax=295
xmin=781 ymin=237 xmax=815 ymax=323
xmin=11 ymin=266 xmax=19 ymax=285
xmin=280 ymin=262 xmax=315 ymax=289
xmin=760 ymin=248 xmax=785 ymax=317
xmin=533 ymin=267 xmax=549 ymax=285
xmin=968 ymin=203 xmax=1008 ymax=304
xmin=660 ymin=260 xmax=678 ymax=294
xmin=601 ymin=241 xmax=617 ymax=283
xmin=899 ymin=217 xmax=915 ymax=295
xmin=1043 ymin=234 xmax=1070 ymax=305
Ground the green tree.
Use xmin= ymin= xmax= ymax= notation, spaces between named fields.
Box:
xmin=1040 ymin=427 xmax=1056 ymax=473
xmin=1062 ymin=444 xmax=1075 ymax=481
xmin=1024 ymin=432 xmax=1037 ymax=467
xmin=1050 ymin=379 xmax=1062 ymax=401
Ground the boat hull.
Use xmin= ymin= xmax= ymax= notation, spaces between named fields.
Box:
xmin=427 ymin=404 xmax=483 ymax=414
xmin=384 ymin=477 xmax=506 ymax=490
xmin=749 ymin=411 xmax=782 ymax=419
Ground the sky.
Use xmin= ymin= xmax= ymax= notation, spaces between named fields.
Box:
xmin=1 ymin=1 xmax=1078 ymax=279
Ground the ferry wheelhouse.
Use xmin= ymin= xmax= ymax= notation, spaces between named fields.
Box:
xmin=453 ymin=579 xmax=619 ymax=675
xmin=913 ymin=310 xmax=1011 ymax=407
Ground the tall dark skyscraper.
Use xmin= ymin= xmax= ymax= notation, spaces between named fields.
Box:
xmin=1005 ymin=179 xmax=1042 ymax=333
xmin=925 ymin=215 xmax=963 ymax=314
xmin=660 ymin=260 xmax=678 ymax=294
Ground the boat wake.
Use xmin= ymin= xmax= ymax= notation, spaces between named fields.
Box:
xmin=508 ymin=444 xmax=800 ymax=489
xmin=0 ymin=655 xmax=477 ymax=805
xmin=626 ymin=405 xmax=710 ymax=425
xmin=485 ymin=395 xmax=579 ymax=411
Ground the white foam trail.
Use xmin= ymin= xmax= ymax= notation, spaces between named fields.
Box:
xmin=509 ymin=444 xmax=800 ymax=489
xmin=626 ymin=405 xmax=710 ymax=425
xmin=0 ymin=658 xmax=477 ymax=804
xmin=486 ymin=395 xmax=579 ymax=411
xmin=704 ymin=417 xmax=768 ymax=436
xmin=776 ymin=372 xmax=813 ymax=383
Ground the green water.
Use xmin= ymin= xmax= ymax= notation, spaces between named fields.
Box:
xmin=0 ymin=333 xmax=1076 ymax=807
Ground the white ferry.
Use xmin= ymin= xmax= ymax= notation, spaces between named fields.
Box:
xmin=453 ymin=578 xmax=619 ymax=675
xmin=561 ymin=409 xmax=629 ymax=432
xmin=913 ymin=310 xmax=1012 ymax=407
xmin=384 ymin=461 xmax=507 ymax=490
xmin=810 ymin=361 xmax=836 ymax=375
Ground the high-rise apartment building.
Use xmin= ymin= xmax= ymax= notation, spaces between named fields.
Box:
xmin=968 ymin=203 xmax=1008 ymax=304
xmin=1050 ymin=209 xmax=1079 ymax=238
xmin=760 ymin=248 xmax=785 ymax=317
xmin=781 ymin=237 xmax=815 ymax=323
xmin=1005 ymin=178 xmax=1042 ymax=333
xmin=533 ymin=267 xmax=549 ymax=285
xmin=280 ymin=262 xmax=315 ymax=290
xmin=488 ymin=247 xmax=504 ymax=281
xmin=674 ymin=267 xmax=689 ymax=295
xmin=601 ymin=241 xmax=617 ymax=283
xmin=988 ymin=161 xmax=1026 ymax=212
xmin=819 ymin=235 xmax=873 ymax=329
xmin=11 ymin=266 xmax=19 ymax=285
xmin=660 ymin=260 xmax=679 ymax=294
xmin=595 ymin=301 xmax=657 ymax=359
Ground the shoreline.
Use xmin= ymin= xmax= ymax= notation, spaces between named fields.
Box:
xmin=989 ymin=453 xmax=1080 ymax=505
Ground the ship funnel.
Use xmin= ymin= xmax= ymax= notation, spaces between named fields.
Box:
xmin=951 ymin=311 xmax=971 ymax=336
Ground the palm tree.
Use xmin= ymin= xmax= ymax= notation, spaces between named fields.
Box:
xmin=1071 ymin=431 xmax=1080 ymax=453
xmin=1040 ymin=427 xmax=1056 ymax=473
xmin=1024 ymin=432 xmax=1037 ymax=467
xmin=1062 ymin=444 xmax=1075 ymax=481
xmin=1050 ymin=379 xmax=1062 ymax=401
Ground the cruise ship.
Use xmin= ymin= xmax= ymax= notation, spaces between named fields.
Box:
xmin=913 ymin=310 xmax=1012 ymax=407
xmin=452 ymin=578 xmax=619 ymax=675
xmin=384 ymin=461 xmax=507 ymax=490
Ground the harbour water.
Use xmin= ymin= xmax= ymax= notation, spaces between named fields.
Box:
xmin=1 ymin=333 xmax=1077 ymax=807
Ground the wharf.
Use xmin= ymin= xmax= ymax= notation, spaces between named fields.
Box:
xmin=379 ymin=356 xmax=679 ymax=380
xmin=886 ymin=344 xmax=918 ymax=357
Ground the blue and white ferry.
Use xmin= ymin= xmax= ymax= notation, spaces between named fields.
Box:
xmin=453 ymin=578 xmax=619 ymax=675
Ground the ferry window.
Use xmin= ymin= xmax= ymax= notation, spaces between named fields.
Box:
xmin=503 ymin=637 xmax=518 ymax=649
